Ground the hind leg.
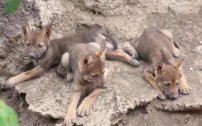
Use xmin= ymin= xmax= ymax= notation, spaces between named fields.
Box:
xmin=172 ymin=43 xmax=181 ymax=58
xmin=57 ymin=52 xmax=73 ymax=82
xmin=55 ymin=63 xmax=67 ymax=79
xmin=66 ymin=71 xmax=73 ymax=82
xmin=62 ymin=52 xmax=73 ymax=82
xmin=106 ymin=49 xmax=140 ymax=67
xmin=173 ymin=41 xmax=180 ymax=49
xmin=120 ymin=42 xmax=139 ymax=59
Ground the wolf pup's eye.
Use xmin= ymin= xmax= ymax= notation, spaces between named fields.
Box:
xmin=163 ymin=81 xmax=170 ymax=87
xmin=26 ymin=43 xmax=30 ymax=46
xmin=91 ymin=73 xmax=99 ymax=78
xmin=38 ymin=44 xmax=43 ymax=48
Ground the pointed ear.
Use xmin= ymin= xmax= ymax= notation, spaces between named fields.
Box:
xmin=79 ymin=55 xmax=92 ymax=71
xmin=156 ymin=63 xmax=165 ymax=74
xmin=96 ymin=48 xmax=107 ymax=62
xmin=173 ymin=58 xmax=184 ymax=68
xmin=41 ymin=25 xmax=52 ymax=39
xmin=22 ymin=24 xmax=30 ymax=40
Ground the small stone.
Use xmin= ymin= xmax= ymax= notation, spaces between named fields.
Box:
xmin=189 ymin=67 xmax=193 ymax=71
xmin=146 ymin=107 xmax=152 ymax=114
xmin=55 ymin=124 xmax=63 ymax=126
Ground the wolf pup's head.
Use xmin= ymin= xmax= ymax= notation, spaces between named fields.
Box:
xmin=155 ymin=59 xmax=184 ymax=99
xmin=79 ymin=49 xmax=106 ymax=88
xmin=22 ymin=24 xmax=52 ymax=59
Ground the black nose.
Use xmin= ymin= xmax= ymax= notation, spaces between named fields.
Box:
xmin=29 ymin=54 xmax=36 ymax=59
xmin=167 ymin=94 xmax=178 ymax=100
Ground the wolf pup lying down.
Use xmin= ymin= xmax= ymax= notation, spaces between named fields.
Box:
xmin=122 ymin=27 xmax=191 ymax=100
xmin=7 ymin=24 xmax=139 ymax=86
xmin=60 ymin=43 xmax=106 ymax=125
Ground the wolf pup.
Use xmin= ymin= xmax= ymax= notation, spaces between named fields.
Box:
xmin=62 ymin=43 xmax=106 ymax=125
xmin=7 ymin=24 xmax=138 ymax=86
xmin=122 ymin=27 xmax=191 ymax=100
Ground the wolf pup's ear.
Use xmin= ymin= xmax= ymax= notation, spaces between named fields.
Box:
xmin=41 ymin=25 xmax=52 ymax=39
xmin=96 ymin=48 xmax=107 ymax=62
xmin=173 ymin=58 xmax=184 ymax=69
xmin=156 ymin=63 xmax=165 ymax=74
xmin=79 ymin=55 xmax=93 ymax=71
xmin=22 ymin=24 xmax=30 ymax=41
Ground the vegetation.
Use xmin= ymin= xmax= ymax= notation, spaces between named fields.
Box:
xmin=5 ymin=0 xmax=22 ymax=14
xmin=0 ymin=101 xmax=19 ymax=126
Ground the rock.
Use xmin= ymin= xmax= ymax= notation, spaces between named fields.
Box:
xmin=1 ymin=0 xmax=202 ymax=126
xmin=15 ymin=61 xmax=158 ymax=126
xmin=193 ymin=45 xmax=202 ymax=54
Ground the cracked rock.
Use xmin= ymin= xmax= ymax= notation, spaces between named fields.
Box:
xmin=15 ymin=61 xmax=158 ymax=126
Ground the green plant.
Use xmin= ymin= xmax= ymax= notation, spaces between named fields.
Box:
xmin=5 ymin=0 xmax=22 ymax=14
xmin=0 ymin=100 xmax=19 ymax=126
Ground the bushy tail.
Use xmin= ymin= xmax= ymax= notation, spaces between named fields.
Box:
xmin=101 ymin=32 xmax=118 ymax=50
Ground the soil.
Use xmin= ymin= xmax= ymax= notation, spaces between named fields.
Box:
xmin=0 ymin=88 xmax=58 ymax=126
xmin=127 ymin=104 xmax=202 ymax=126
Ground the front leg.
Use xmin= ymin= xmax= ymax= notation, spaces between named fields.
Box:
xmin=64 ymin=84 xmax=83 ymax=125
xmin=179 ymin=68 xmax=191 ymax=95
xmin=77 ymin=88 xmax=103 ymax=116
xmin=7 ymin=65 xmax=45 ymax=86
xmin=143 ymin=67 xmax=166 ymax=100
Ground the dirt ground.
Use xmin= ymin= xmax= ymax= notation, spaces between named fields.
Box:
xmin=0 ymin=0 xmax=202 ymax=126
xmin=127 ymin=103 xmax=202 ymax=126
xmin=0 ymin=89 xmax=58 ymax=126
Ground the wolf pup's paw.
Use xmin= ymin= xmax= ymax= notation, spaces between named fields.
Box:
xmin=131 ymin=58 xmax=140 ymax=67
xmin=64 ymin=110 xmax=77 ymax=126
xmin=179 ymin=85 xmax=191 ymax=95
xmin=158 ymin=92 xmax=166 ymax=100
xmin=77 ymin=98 xmax=92 ymax=116
xmin=7 ymin=77 xmax=19 ymax=87
xmin=173 ymin=48 xmax=181 ymax=58
xmin=66 ymin=73 xmax=73 ymax=82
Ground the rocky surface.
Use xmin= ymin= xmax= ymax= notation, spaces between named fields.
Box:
xmin=15 ymin=61 xmax=157 ymax=126
xmin=1 ymin=0 xmax=202 ymax=126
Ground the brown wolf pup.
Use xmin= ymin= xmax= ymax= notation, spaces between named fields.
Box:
xmin=7 ymin=24 xmax=139 ymax=86
xmin=122 ymin=27 xmax=191 ymax=100
xmin=62 ymin=43 xmax=106 ymax=125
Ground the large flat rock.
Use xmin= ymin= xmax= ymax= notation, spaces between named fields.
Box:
xmin=15 ymin=61 xmax=158 ymax=126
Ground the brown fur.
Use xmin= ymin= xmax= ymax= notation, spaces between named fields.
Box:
xmin=7 ymin=24 xmax=136 ymax=86
xmin=122 ymin=27 xmax=191 ymax=100
xmin=64 ymin=44 xmax=106 ymax=125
